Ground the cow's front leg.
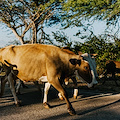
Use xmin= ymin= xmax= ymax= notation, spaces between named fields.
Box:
xmin=71 ymin=77 xmax=78 ymax=99
xmin=58 ymin=78 xmax=68 ymax=100
xmin=8 ymin=73 xmax=21 ymax=107
xmin=43 ymin=82 xmax=51 ymax=109
xmin=58 ymin=77 xmax=78 ymax=100
xmin=49 ymin=77 xmax=76 ymax=115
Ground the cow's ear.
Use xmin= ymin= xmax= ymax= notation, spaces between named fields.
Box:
xmin=69 ymin=59 xmax=77 ymax=65
xmin=77 ymin=59 xmax=81 ymax=66
xmin=69 ymin=59 xmax=81 ymax=66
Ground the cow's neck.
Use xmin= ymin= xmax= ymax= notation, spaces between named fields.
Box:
xmin=59 ymin=50 xmax=79 ymax=75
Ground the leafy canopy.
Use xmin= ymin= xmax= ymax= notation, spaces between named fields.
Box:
xmin=62 ymin=0 xmax=120 ymax=27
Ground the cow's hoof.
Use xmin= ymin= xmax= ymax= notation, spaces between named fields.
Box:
xmin=15 ymin=101 xmax=22 ymax=107
xmin=43 ymin=102 xmax=51 ymax=109
xmin=68 ymin=108 xmax=76 ymax=115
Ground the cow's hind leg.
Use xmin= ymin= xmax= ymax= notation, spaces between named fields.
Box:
xmin=112 ymin=72 xmax=119 ymax=86
xmin=102 ymin=70 xmax=107 ymax=85
xmin=0 ymin=76 xmax=8 ymax=97
xmin=49 ymin=77 xmax=76 ymax=115
xmin=43 ymin=82 xmax=51 ymax=109
xmin=8 ymin=73 xmax=21 ymax=107
xmin=16 ymin=79 xmax=22 ymax=95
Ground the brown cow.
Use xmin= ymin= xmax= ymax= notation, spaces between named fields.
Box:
xmin=102 ymin=60 xmax=120 ymax=86
xmin=0 ymin=44 xmax=93 ymax=115
xmin=0 ymin=49 xmax=98 ymax=109
xmin=0 ymin=48 xmax=78 ymax=108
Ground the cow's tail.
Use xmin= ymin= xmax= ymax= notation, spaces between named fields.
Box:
xmin=4 ymin=60 xmax=17 ymax=69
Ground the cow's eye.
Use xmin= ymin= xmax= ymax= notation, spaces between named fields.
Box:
xmin=84 ymin=67 xmax=88 ymax=70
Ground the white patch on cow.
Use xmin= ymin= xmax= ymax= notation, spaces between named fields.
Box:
xmin=74 ymin=89 xmax=78 ymax=97
xmin=43 ymin=82 xmax=51 ymax=103
xmin=65 ymin=81 xmax=69 ymax=85
xmin=87 ymin=70 xmax=98 ymax=88
xmin=81 ymin=53 xmax=89 ymax=58
xmin=58 ymin=93 xmax=64 ymax=100
xmin=91 ymin=70 xmax=98 ymax=84
xmin=38 ymin=76 xmax=48 ymax=82
xmin=81 ymin=53 xmax=98 ymax=87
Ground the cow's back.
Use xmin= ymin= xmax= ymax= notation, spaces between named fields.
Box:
xmin=114 ymin=61 xmax=120 ymax=68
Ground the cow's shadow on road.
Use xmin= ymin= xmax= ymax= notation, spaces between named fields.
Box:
xmin=17 ymin=84 xmax=59 ymax=106
xmin=1 ymin=82 xmax=120 ymax=107
xmin=18 ymin=85 xmax=102 ymax=106
xmin=77 ymin=99 xmax=120 ymax=116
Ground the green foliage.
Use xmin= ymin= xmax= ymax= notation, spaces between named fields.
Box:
xmin=52 ymin=31 xmax=72 ymax=47
xmin=62 ymin=0 xmax=120 ymax=26
xmin=60 ymin=0 xmax=120 ymax=43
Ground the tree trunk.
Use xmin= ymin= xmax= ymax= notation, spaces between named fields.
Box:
xmin=5 ymin=22 xmax=24 ymax=45
xmin=11 ymin=28 xmax=24 ymax=45
xmin=32 ymin=24 xmax=37 ymax=44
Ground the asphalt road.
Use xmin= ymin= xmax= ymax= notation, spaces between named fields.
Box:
xmin=0 ymin=82 xmax=120 ymax=120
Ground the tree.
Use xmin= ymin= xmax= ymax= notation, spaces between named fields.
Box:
xmin=0 ymin=0 xmax=61 ymax=44
xmin=52 ymin=31 xmax=72 ymax=47
xmin=60 ymin=0 xmax=120 ymax=43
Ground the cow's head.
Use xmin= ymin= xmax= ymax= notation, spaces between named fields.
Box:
xmin=69 ymin=58 xmax=92 ymax=85
xmin=81 ymin=53 xmax=98 ymax=88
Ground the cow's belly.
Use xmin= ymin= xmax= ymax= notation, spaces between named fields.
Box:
xmin=17 ymin=74 xmax=47 ymax=82
xmin=16 ymin=64 xmax=47 ymax=82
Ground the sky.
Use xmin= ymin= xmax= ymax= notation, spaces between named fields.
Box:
xmin=0 ymin=20 xmax=107 ymax=48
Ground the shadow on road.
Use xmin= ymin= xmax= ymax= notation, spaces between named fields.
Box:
xmin=78 ymin=99 xmax=120 ymax=115
xmin=0 ymin=82 xmax=120 ymax=120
